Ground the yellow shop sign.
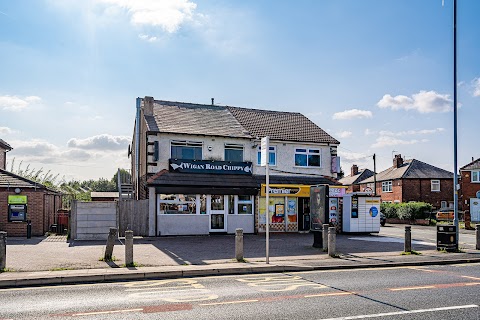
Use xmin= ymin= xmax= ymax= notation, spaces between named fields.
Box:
xmin=261 ymin=184 xmax=311 ymax=197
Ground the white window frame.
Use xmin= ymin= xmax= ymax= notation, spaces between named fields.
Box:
xmin=294 ymin=148 xmax=321 ymax=167
xmin=472 ymin=171 xmax=480 ymax=183
xmin=382 ymin=181 xmax=392 ymax=193
xmin=257 ymin=146 xmax=276 ymax=166
xmin=441 ymin=201 xmax=447 ymax=208
xmin=431 ymin=180 xmax=440 ymax=192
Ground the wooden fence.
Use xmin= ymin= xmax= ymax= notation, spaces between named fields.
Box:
xmin=117 ymin=199 xmax=149 ymax=237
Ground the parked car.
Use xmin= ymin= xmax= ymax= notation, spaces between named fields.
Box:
xmin=380 ymin=212 xmax=386 ymax=226
xmin=436 ymin=209 xmax=454 ymax=221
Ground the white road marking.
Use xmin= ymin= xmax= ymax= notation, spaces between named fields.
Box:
xmin=199 ymin=299 xmax=259 ymax=306
xmin=389 ymin=285 xmax=435 ymax=291
xmin=71 ymin=308 xmax=143 ymax=316
xmin=349 ymin=236 xmax=434 ymax=245
xmin=318 ymin=305 xmax=478 ymax=320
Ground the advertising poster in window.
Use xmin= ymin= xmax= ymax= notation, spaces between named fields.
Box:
xmin=287 ymin=199 xmax=297 ymax=222
xmin=329 ymin=198 xmax=338 ymax=224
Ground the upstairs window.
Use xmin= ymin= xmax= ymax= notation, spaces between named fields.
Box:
xmin=224 ymin=144 xmax=244 ymax=162
xmin=382 ymin=181 xmax=392 ymax=193
xmin=171 ymin=141 xmax=202 ymax=160
xmin=295 ymin=148 xmax=320 ymax=167
xmin=472 ymin=171 xmax=480 ymax=183
xmin=431 ymin=180 xmax=440 ymax=192
xmin=257 ymin=146 xmax=276 ymax=166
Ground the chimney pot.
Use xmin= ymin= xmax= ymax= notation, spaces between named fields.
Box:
xmin=393 ymin=154 xmax=404 ymax=168
xmin=351 ymin=164 xmax=359 ymax=176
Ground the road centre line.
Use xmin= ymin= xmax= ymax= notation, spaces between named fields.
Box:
xmin=317 ymin=304 xmax=479 ymax=320
xmin=71 ymin=308 xmax=143 ymax=316
xmin=389 ymin=285 xmax=436 ymax=291
xmin=199 ymin=299 xmax=259 ymax=306
xmin=305 ymin=292 xmax=355 ymax=298
xmin=462 ymin=276 xmax=480 ymax=280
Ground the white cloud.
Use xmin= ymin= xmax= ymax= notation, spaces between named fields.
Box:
xmin=333 ymin=109 xmax=373 ymax=120
xmin=378 ymin=128 xmax=444 ymax=137
xmin=377 ymin=90 xmax=452 ymax=113
xmin=371 ymin=136 xmax=428 ymax=149
xmin=364 ymin=129 xmax=374 ymax=136
xmin=0 ymin=127 xmax=12 ymax=134
xmin=338 ymin=131 xmax=353 ymax=138
xmin=472 ymin=78 xmax=480 ymax=97
xmin=97 ymin=0 xmax=197 ymax=33
xmin=139 ymin=34 xmax=158 ymax=42
xmin=67 ymin=134 xmax=130 ymax=151
xmin=0 ymin=95 xmax=42 ymax=112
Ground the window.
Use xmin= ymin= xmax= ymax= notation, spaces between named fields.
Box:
xmin=237 ymin=195 xmax=253 ymax=214
xmin=382 ymin=181 xmax=392 ymax=193
xmin=441 ymin=201 xmax=447 ymax=208
xmin=472 ymin=171 xmax=480 ymax=183
xmin=171 ymin=141 xmax=202 ymax=160
xmin=159 ymin=194 xmax=197 ymax=214
xmin=295 ymin=148 xmax=320 ymax=167
xmin=431 ymin=180 xmax=440 ymax=192
xmin=153 ymin=141 xmax=159 ymax=161
xmin=224 ymin=144 xmax=244 ymax=162
xmin=257 ymin=146 xmax=276 ymax=166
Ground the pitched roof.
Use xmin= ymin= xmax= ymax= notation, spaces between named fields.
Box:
xmin=0 ymin=168 xmax=51 ymax=190
xmin=339 ymin=169 xmax=374 ymax=186
xmin=460 ymin=158 xmax=480 ymax=170
xmin=0 ymin=139 xmax=12 ymax=151
xmin=146 ymin=100 xmax=251 ymax=138
xmin=360 ymin=159 xmax=453 ymax=183
xmin=227 ymin=106 xmax=340 ymax=144
xmin=143 ymin=99 xmax=339 ymax=145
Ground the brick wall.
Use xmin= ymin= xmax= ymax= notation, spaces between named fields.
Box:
xmin=402 ymin=179 xmax=453 ymax=209
xmin=460 ymin=171 xmax=480 ymax=211
xmin=0 ymin=190 xmax=62 ymax=237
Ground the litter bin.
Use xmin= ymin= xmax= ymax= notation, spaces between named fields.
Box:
xmin=437 ymin=225 xmax=457 ymax=251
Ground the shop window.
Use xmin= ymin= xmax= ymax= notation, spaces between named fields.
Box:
xmin=237 ymin=195 xmax=253 ymax=214
xmin=224 ymin=144 xmax=244 ymax=162
xmin=382 ymin=181 xmax=392 ymax=193
xmin=171 ymin=141 xmax=202 ymax=160
xmin=295 ymin=148 xmax=320 ymax=167
xmin=159 ymin=194 xmax=197 ymax=214
xmin=257 ymin=146 xmax=276 ymax=166
xmin=472 ymin=171 xmax=480 ymax=183
xmin=211 ymin=195 xmax=224 ymax=210
xmin=431 ymin=180 xmax=440 ymax=192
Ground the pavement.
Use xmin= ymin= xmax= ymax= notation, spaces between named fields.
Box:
xmin=0 ymin=224 xmax=479 ymax=288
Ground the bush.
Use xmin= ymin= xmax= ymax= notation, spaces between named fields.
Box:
xmin=380 ymin=202 xmax=432 ymax=220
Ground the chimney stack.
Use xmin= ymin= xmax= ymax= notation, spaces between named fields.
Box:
xmin=393 ymin=154 xmax=404 ymax=168
xmin=143 ymin=96 xmax=154 ymax=116
xmin=351 ymin=164 xmax=359 ymax=176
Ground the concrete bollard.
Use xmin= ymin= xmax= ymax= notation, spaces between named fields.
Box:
xmin=476 ymin=224 xmax=480 ymax=250
xmin=405 ymin=226 xmax=412 ymax=253
xmin=125 ymin=230 xmax=134 ymax=266
xmin=328 ymin=227 xmax=336 ymax=257
xmin=0 ymin=232 xmax=6 ymax=270
xmin=322 ymin=224 xmax=329 ymax=251
xmin=104 ymin=227 xmax=117 ymax=260
xmin=235 ymin=228 xmax=244 ymax=261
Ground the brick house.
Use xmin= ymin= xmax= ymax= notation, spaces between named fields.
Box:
xmin=459 ymin=158 xmax=480 ymax=222
xmin=130 ymin=97 xmax=341 ymax=236
xmin=338 ymin=164 xmax=374 ymax=193
xmin=0 ymin=139 xmax=12 ymax=171
xmin=358 ymin=154 xmax=453 ymax=209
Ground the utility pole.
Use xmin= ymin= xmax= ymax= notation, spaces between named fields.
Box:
xmin=373 ymin=154 xmax=377 ymax=196
xmin=452 ymin=0 xmax=459 ymax=249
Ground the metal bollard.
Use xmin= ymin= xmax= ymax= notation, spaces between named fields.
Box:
xmin=476 ymin=224 xmax=480 ymax=250
xmin=235 ymin=228 xmax=244 ymax=261
xmin=0 ymin=232 xmax=6 ymax=270
xmin=405 ymin=226 xmax=412 ymax=253
xmin=328 ymin=227 xmax=336 ymax=257
xmin=125 ymin=230 xmax=134 ymax=266
xmin=26 ymin=220 xmax=32 ymax=239
xmin=104 ymin=227 xmax=117 ymax=260
xmin=322 ymin=224 xmax=329 ymax=251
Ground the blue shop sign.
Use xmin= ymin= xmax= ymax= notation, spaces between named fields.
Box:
xmin=169 ymin=159 xmax=253 ymax=175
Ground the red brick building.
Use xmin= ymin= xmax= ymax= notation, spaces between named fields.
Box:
xmin=0 ymin=169 xmax=63 ymax=236
xmin=459 ymin=158 xmax=480 ymax=219
xmin=339 ymin=164 xmax=374 ymax=193
xmin=358 ymin=154 xmax=453 ymax=209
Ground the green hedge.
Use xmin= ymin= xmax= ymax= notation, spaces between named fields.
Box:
xmin=380 ymin=202 xmax=432 ymax=220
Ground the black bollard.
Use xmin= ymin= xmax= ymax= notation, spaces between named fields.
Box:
xmin=26 ymin=220 xmax=32 ymax=239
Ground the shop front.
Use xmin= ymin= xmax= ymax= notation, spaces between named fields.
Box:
xmin=257 ymin=184 xmax=312 ymax=233
xmin=148 ymin=159 xmax=258 ymax=236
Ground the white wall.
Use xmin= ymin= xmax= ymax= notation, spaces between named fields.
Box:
xmin=226 ymin=215 xmax=254 ymax=234
xmin=157 ymin=214 xmax=209 ymax=236
xmin=74 ymin=202 xmax=117 ymax=240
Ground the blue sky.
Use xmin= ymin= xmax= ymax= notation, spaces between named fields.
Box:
xmin=0 ymin=0 xmax=479 ymax=182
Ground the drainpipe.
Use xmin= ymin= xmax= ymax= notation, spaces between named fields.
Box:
xmin=135 ymin=97 xmax=141 ymax=200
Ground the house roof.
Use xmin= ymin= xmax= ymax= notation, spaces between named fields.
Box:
xmin=460 ymin=158 xmax=480 ymax=170
xmin=0 ymin=168 xmax=55 ymax=191
xmin=0 ymin=139 xmax=12 ymax=151
xmin=143 ymin=99 xmax=339 ymax=145
xmin=227 ymin=106 xmax=340 ymax=144
xmin=146 ymin=100 xmax=252 ymax=139
xmin=338 ymin=169 xmax=374 ymax=186
xmin=360 ymin=159 xmax=453 ymax=183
